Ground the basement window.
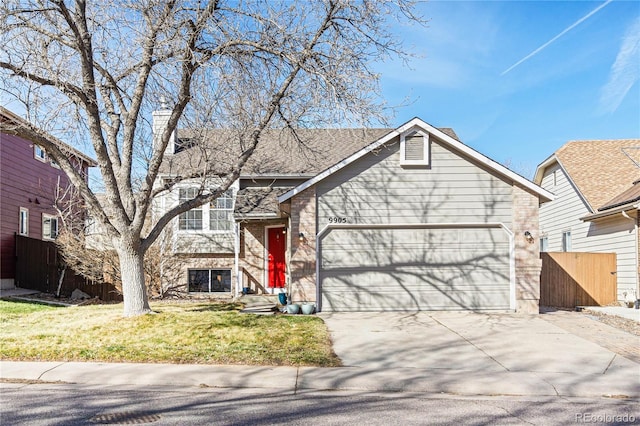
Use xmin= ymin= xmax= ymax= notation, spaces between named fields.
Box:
xmin=400 ymin=130 xmax=429 ymax=167
xmin=188 ymin=269 xmax=231 ymax=293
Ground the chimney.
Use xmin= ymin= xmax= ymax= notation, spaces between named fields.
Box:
xmin=152 ymin=97 xmax=176 ymax=156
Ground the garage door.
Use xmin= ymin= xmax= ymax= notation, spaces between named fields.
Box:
xmin=319 ymin=226 xmax=512 ymax=312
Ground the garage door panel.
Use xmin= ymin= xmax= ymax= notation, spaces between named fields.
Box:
xmin=321 ymin=271 xmax=510 ymax=311
xmin=321 ymin=228 xmax=509 ymax=269
xmin=319 ymin=227 xmax=511 ymax=311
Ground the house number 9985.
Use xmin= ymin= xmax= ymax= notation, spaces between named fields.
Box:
xmin=328 ymin=217 xmax=347 ymax=223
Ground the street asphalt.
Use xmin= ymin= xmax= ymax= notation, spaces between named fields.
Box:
xmin=1 ymin=310 xmax=638 ymax=399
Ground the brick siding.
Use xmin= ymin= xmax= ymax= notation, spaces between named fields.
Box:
xmin=512 ymin=184 xmax=542 ymax=313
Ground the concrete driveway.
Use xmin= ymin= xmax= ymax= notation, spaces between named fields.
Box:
xmin=319 ymin=311 xmax=638 ymax=375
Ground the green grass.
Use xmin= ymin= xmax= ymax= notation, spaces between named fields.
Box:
xmin=0 ymin=300 xmax=340 ymax=367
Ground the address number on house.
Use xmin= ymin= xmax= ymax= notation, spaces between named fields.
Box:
xmin=328 ymin=216 xmax=348 ymax=223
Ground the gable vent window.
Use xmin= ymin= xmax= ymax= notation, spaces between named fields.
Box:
xmin=405 ymin=135 xmax=424 ymax=161
xmin=400 ymin=130 xmax=429 ymax=167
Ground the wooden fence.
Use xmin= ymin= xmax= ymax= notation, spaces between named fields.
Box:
xmin=14 ymin=234 xmax=123 ymax=302
xmin=540 ymin=252 xmax=617 ymax=308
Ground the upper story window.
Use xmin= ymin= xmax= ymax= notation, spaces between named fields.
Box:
xmin=210 ymin=190 xmax=234 ymax=231
xmin=34 ymin=145 xmax=47 ymax=162
xmin=178 ymin=188 xmax=203 ymax=230
xmin=400 ymin=130 xmax=429 ymax=167
xmin=42 ymin=214 xmax=58 ymax=240
xmin=177 ymin=187 xmax=235 ymax=232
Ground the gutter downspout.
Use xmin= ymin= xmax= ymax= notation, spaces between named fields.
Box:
xmin=621 ymin=209 xmax=639 ymax=306
xmin=234 ymin=221 xmax=241 ymax=297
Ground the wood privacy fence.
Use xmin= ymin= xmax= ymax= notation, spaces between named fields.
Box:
xmin=540 ymin=252 xmax=617 ymax=308
xmin=14 ymin=234 xmax=123 ymax=302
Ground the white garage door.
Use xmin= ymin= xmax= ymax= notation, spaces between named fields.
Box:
xmin=319 ymin=226 xmax=512 ymax=312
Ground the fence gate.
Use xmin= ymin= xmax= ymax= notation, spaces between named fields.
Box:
xmin=540 ymin=252 xmax=617 ymax=308
xmin=15 ymin=234 xmax=58 ymax=293
xmin=14 ymin=234 xmax=122 ymax=301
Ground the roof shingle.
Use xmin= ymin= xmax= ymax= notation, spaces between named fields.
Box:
xmin=159 ymin=127 xmax=459 ymax=177
xmin=554 ymin=140 xmax=640 ymax=211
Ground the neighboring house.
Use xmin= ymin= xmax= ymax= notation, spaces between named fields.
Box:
xmin=0 ymin=107 xmax=96 ymax=290
xmin=154 ymin=106 xmax=553 ymax=313
xmin=534 ymin=140 xmax=640 ymax=303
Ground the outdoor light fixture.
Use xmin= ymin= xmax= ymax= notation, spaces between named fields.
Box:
xmin=298 ymin=232 xmax=305 ymax=243
xmin=524 ymin=231 xmax=534 ymax=244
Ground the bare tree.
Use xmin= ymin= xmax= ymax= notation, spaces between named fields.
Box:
xmin=1 ymin=0 xmax=423 ymax=316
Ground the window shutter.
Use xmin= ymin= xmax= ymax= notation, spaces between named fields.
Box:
xmin=404 ymin=135 xmax=424 ymax=161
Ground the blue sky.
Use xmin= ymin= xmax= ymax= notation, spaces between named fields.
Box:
xmin=379 ymin=0 xmax=640 ymax=178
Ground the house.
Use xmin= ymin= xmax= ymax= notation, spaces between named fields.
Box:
xmin=154 ymin=107 xmax=553 ymax=313
xmin=0 ymin=107 xmax=97 ymax=290
xmin=534 ymin=140 xmax=640 ymax=303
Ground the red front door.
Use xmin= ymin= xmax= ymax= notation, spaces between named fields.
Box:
xmin=267 ymin=227 xmax=286 ymax=288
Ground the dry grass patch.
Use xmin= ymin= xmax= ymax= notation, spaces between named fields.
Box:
xmin=0 ymin=300 xmax=340 ymax=366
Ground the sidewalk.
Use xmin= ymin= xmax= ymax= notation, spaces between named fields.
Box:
xmin=1 ymin=360 xmax=639 ymax=398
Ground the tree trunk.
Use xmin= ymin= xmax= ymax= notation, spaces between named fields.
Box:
xmin=116 ymin=242 xmax=152 ymax=317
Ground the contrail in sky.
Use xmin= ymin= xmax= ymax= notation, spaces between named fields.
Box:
xmin=501 ymin=0 xmax=614 ymax=76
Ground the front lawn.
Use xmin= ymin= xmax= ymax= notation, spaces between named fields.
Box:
xmin=0 ymin=300 xmax=340 ymax=366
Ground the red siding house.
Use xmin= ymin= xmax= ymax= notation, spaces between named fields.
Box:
xmin=0 ymin=107 xmax=96 ymax=290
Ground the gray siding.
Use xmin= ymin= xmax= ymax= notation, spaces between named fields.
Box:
xmin=317 ymin=138 xmax=514 ymax=229
xmin=539 ymin=164 xmax=638 ymax=300
xmin=316 ymin=135 xmax=515 ymax=312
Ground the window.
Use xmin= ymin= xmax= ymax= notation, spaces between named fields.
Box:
xmin=540 ymin=236 xmax=548 ymax=252
xmin=177 ymin=187 xmax=235 ymax=232
xmin=19 ymin=208 xmax=29 ymax=236
xmin=188 ymin=269 xmax=231 ymax=293
xmin=209 ymin=190 xmax=234 ymax=231
xmin=562 ymin=231 xmax=571 ymax=252
xmin=178 ymin=188 xmax=203 ymax=230
xmin=400 ymin=130 xmax=429 ymax=166
xmin=34 ymin=145 xmax=46 ymax=162
xmin=42 ymin=214 xmax=58 ymax=240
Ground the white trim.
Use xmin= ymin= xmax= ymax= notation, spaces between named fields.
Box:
xmin=279 ymin=118 xmax=554 ymax=203
xmin=400 ymin=128 xmax=429 ymax=167
xmin=264 ymin=224 xmax=287 ymax=295
xmin=34 ymin=144 xmax=47 ymax=162
xmin=42 ymin=213 xmax=58 ymax=240
xmin=581 ymin=203 xmax=640 ymax=222
xmin=234 ymin=221 xmax=241 ymax=296
xmin=19 ymin=207 xmax=29 ymax=236
xmin=536 ymin=156 xmax=593 ymax=213
xmin=315 ymin=222 xmax=516 ymax=312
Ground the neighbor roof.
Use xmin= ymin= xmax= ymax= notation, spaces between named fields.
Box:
xmin=159 ymin=127 xmax=459 ymax=177
xmin=598 ymin=179 xmax=640 ymax=212
xmin=535 ymin=140 xmax=640 ymax=212
xmin=0 ymin=106 xmax=97 ymax=166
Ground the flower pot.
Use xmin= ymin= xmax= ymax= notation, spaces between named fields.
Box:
xmin=301 ymin=303 xmax=315 ymax=315
xmin=286 ymin=303 xmax=300 ymax=314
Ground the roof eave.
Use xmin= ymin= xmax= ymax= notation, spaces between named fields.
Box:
xmin=279 ymin=117 xmax=555 ymax=204
xmin=0 ymin=107 xmax=98 ymax=167
xmin=533 ymin=154 xmax=558 ymax=185
xmin=580 ymin=203 xmax=640 ymax=222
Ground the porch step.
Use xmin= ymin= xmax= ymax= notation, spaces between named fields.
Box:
xmin=239 ymin=295 xmax=280 ymax=315
xmin=240 ymin=295 xmax=281 ymax=306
